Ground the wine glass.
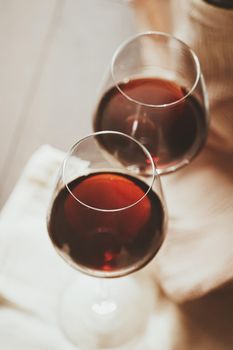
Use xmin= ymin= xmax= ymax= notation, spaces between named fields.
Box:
xmin=47 ymin=131 xmax=167 ymax=349
xmin=93 ymin=31 xmax=209 ymax=174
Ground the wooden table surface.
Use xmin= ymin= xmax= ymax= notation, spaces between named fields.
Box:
xmin=0 ymin=0 xmax=137 ymax=208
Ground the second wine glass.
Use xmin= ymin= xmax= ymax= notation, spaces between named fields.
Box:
xmin=93 ymin=31 xmax=209 ymax=174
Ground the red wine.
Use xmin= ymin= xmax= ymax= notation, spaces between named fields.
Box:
xmin=93 ymin=77 xmax=208 ymax=170
xmin=48 ymin=172 xmax=165 ymax=275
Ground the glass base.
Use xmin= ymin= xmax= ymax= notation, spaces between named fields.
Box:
xmin=59 ymin=272 xmax=156 ymax=349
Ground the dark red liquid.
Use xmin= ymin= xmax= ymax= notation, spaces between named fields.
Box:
xmin=48 ymin=172 xmax=165 ymax=275
xmin=94 ymin=77 xmax=207 ymax=170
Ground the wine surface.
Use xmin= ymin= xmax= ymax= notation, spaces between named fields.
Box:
xmin=94 ymin=77 xmax=207 ymax=170
xmin=48 ymin=172 xmax=164 ymax=275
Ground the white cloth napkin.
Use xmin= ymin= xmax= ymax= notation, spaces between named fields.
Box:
xmin=0 ymin=145 xmax=78 ymax=350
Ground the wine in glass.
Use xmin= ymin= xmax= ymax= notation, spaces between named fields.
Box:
xmin=47 ymin=131 xmax=167 ymax=349
xmin=93 ymin=31 xmax=209 ymax=174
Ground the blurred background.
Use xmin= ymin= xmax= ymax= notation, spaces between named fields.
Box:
xmin=0 ymin=0 xmax=138 ymax=208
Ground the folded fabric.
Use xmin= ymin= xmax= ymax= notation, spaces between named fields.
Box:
xmin=132 ymin=0 xmax=233 ymax=302
xmin=0 ymin=146 xmax=78 ymax=349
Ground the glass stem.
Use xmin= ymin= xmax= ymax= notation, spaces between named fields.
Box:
xmin=92 ymin=279 xmax=117 ymax=316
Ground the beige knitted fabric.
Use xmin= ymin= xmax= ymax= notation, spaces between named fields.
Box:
xmin=173 ymin=0 xmax=233 ymax=153
xmin=133 ymin=0 xmax=233 ymax=302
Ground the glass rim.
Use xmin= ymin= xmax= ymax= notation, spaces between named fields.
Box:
xmin=111 ymin=30 xmax=201 ymax=108
xmin=62 ymin=130 xmax=157 ymax=212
